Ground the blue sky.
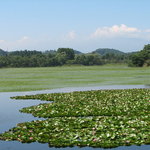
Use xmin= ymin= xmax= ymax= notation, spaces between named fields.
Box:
xmin=0 ymin=0 xmax=150 ymax=52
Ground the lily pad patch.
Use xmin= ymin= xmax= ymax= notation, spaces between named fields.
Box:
xmin=0 ymin=88 xmax=150 ymax=148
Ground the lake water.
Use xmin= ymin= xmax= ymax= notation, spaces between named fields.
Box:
xmin=0 ymin=85 xmax=150 ymax=150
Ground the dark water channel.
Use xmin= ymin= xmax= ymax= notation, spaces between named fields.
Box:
xmin=0 ymin=85 xmax=150 ymax=150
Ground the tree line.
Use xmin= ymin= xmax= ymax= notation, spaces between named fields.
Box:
xmin=0 ymin=45 xmax=149 ymax=68
xmin=129 ymin=44 xmax=150 ymax=67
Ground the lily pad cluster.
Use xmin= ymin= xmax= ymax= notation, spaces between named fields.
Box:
xmin=0 ymin=88 xmax=150 ymax=148
xmin=12 ymin=89 xmax=150 ymax=118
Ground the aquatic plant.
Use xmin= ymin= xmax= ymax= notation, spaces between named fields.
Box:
xmin=0 ymin=88 xmax=150 ymax=148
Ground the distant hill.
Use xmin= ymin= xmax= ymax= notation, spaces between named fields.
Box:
xmin=9 ymin=50 xmax=42 ymax=56
xmin=0 ymin=49 xmax=7 ymax=56
xmin=73 ymin=50 xmax=82 ymax=54
xmin=92 ymin=48 xmax=125 ymax=56
xmin=43 ymin=50 xmax=57 ymax=55
xmin=44 ymin=49 xmax=82 ymax=55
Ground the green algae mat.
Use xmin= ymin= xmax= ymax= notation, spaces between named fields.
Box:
xmin=0 ymin=88 xmax=150 ymax=148
xmin=0 ymin=65 xmax=150 ymax=92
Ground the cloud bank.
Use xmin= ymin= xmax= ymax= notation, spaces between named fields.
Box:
xmin=91 ymin=24 xmax=150 ymax=39
xmin=0 ymin=25 xmax=150 ymax=52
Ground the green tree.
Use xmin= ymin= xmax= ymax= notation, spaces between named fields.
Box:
xmin=57 ymin=48 xmax=75 ymax=60
xmin=129 ymin=44 xmax=150 ymax=67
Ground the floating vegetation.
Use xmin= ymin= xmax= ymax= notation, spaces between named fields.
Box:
xmin=0 ymin=89 xmax=150 ymax=148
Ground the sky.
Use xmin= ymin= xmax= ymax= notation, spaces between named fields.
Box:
xmin=0 ymin=0 xmax=150 ymax=53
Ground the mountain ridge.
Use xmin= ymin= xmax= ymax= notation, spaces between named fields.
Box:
xmin=0 ymin=48 xmax=131 ymax=56
xmin=92 ymin=48 xmax=125 ymax=56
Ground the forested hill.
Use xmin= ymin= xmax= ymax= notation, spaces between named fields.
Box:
xmin=0 ymin=48 xmax=127 ymax=67
xmin=0 ymin=48 xmax=125 ymax=56
xmin=0 ymin=45 xmax=149 ymax=67
xmin=0 ymin=49 xmax=7 ymax=56
xmin=92 ymin=48 xmax=125 ymax=55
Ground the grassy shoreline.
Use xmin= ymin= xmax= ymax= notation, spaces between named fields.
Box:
xmin=0 ymin=64 xmax=150 ymax=92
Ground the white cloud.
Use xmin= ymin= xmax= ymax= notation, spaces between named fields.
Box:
xmin=1 ymin=28 xmax=150 ymax=52
xmin=145 ymin=29 xmax=150 ymax=32
xmin=0 ymin=40 xmax=5 ymax=43
xmin=64 ymin=31 xmax=76 ymax=40
xmin=17 ymin=36 xmax=30 ymax=43
xmin=91 ymin=24 xmax=141 ymax=38
xmin=0 ymin=36 xmax=33 ymax=51
xmin=68 ymin=31 xmax=76 ymax=39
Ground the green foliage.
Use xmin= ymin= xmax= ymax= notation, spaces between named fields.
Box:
xmin=1 ymin=115 xmax=150 ymax=148
xmin=129 ymin=44 xmax=150 ymax=67
xmin=93 ymin=48 xmax=125 ymax=56
xmin=0 ymin=89 xmax=150 ymax=148
xmin=57 ymin=48 xmax=75 ymax=60
xmin=9 ymin=50 xmax=42 ymax=57
xmin=12 ymin=89 xmax=150 ymax=118
xmin=1 ymin=44 xmax=150 ymax=67
xmin=0 ymin=49 xmax=7 ymax=56
xmin=74 ymin=54 xmax=104 ymax=65
xmin=92 ymin=48 xmax=128 ymax=63
xmin=0 ymin=48 xmax=130 ymax=68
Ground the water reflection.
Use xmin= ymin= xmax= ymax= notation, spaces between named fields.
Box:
xmin=0 ymin=141 xmax=150 ymax=150
xmin=0 ymin=85 xmax=149 ymax=150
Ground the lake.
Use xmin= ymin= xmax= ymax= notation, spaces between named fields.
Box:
xmin=0 ymin=85 xmax=150 ymax=150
